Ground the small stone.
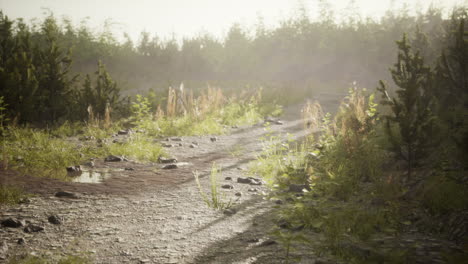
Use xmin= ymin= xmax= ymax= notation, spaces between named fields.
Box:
xmin=66 ymin=165 xmax=81 ymax=173
xmin=158 ymin=157 xmax=178 ymax=163
xmin=223 ymin=208 xmax=237 ymax=216
xmin=18 ymin=197 xmax=31 ymax=204
xmin=235 ymin=192 xmax=242 ymax=197
xmin=178 ymin=143 xmax=183 ymax=147
xmin=140 ymin=259 xmax=151 ymax=263
xmin=249 ymin=178 xmax=263 ymax=186
xmin=221 ymin=184 xmax=234 ymax=189
xmin=124 ymin=167 xmax=135 ymax=171
xmin=258 ymin=239 xmax=277 ymax=247
xmin=274 ymin=120 xmax=283 ymax=125
xmin=24 ymin=224 xmax=44 ymax=233
xmin=55 ymin=191 xmax=78 ymax=199
xmin=275 ymin=200 xmax=283 ymax=205
xmin=210 ymin=137 xmax=217 ymax=142
xmin=192 ymin=142 xmax=199 ymax=146
xmin=171 ymin=137 xmax=183 ymax=141
xmin=246 ymin=238 xmax=260 ymax=243
xmin=162 ymin=164 xmax=178 ymax=169
xmin=248 ymin=188 xmax=258 ymax=192
xmin=84 ymin=161 xmax=95 ymax=167
xmin=17 ymin=238 xmax=26 ymax=245
xmin=117 ymin=129 xmax=132 ymax=135
xmin=189 ymin=144 xmax=197 ymax=148
xmin=104 ymin=155 xmax=125 ymax=162
xmin=225 ymin=177 xmax=232 ymax=181
xmin=237 ymin=177 xmax=252 ymax=184
xmin=162 ymin=143 xmax=173 ymax=148
xmin=1 ymin=218 xmax=25 ymax=228
xmin=48 ymin=215 xmax=62 ymax=225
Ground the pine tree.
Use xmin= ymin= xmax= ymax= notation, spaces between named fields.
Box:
xmin=36 ymin=15 xmax=78 ymax=123
xmin=378 ymin=34 xmax=438 ymax=179
xmin=434 ymin=17 xmax=468 ymax=168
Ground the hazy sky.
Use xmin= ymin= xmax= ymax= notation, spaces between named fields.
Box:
xmin=1 ymin=0 xmax=467 ymax=42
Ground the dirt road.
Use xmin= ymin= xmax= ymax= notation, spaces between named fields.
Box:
xmin=1 ymin=106 xmax=318 ymax=264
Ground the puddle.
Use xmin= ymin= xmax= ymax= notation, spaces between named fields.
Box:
xmin=70 ymin=168 xmax=124 ymax=183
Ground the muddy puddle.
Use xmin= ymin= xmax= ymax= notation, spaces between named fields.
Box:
xmin=69 ymin=168 xmax=125 ymax=183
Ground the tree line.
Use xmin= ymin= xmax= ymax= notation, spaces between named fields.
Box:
xmin=0 ymin=4 xmax=466 ymax=124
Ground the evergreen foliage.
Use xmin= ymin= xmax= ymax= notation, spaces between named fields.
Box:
xmin=378 ymin=34 xmax=438 ymax=178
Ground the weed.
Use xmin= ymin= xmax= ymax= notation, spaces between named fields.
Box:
xmin=194 ymin=163 xmax=233 ymax=210
xmin=0 ymin=185 xmax=26 ymax=205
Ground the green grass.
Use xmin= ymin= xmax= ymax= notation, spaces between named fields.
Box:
xmin=194 ymin=163 xmax=233 ymax=210
xmin=107 ymin=134 xmax=164 ymax=162
xmin=1 ymin=126 xmax=164 ymax=180
xmin=2 ymin=128 xmax=92 ymax=179
xmin=0 ymin=185 xmax=26 ymax=205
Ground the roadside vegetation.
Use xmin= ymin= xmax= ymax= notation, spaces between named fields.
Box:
xmin=250 ymin=11 xmax=467 ymax=263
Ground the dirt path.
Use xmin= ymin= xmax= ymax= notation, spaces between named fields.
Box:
xmin=1 ymin=106 xmax=318 ymax=264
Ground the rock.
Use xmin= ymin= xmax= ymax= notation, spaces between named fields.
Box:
xmin=235 ymin=192 xmax=242 ymax=197
xmin=248 ymin=188 xmax=258 ymax=192
xmin=189 ymin=144 xmax=197 ymax=148
xmin=55 ymin=191 xmax=78 ymax=199
xmin=48 ymin=215 xmax=62 ymax=225
xmin=117 ymin=129 xmax=132 ymax=135
xmin=249 ymin=178 xmax=263 ymax=186
xmin=17 ymin=238 xmax=26 ymax=245
xmin=223 ymin=208 xmax=237 ymax=216
xmin=162 ymin=164 xmax=178 ymax=169
xmin=124 ymin=167 xmax=135 ymax=171
xmin=288 ymin=184 xmax=310 ymax=193
xmin=258 ymin=239 xmax=277 ymax=247
xmin=178 ymin=143 xmax=183 ymax=147
xmin=246 ymin=238 xmax=260 ymax=243
xmin=221 ymin=184 xmax=234 ymax=189
xmin=225 ymin=177 xmax=232 ymax=181
xmin=210 ymin=137 xmax=217 ymax=142
xmin=18 ymin=197 xmax=31 ymax=204
xmin=104 ymin=155 xmax=125 ymax=162
xmin=66 ymin=165 xmax=81 ymax=173
xmin=84 ymin=161 xmax=95 ymax=167
xmin=162 ymin=143 xmax=173 ymax=148
xmin=275 ymin=199 xmax=283 ymax=205
xmin=158 ymin=157 xmax=178 ymax=164
xmin=192 ymin=142 xmax=199 ymax=146
xmin=237 ymin=177 xmax=263 ymax=185
xmin=237 ymin=177 xmax=251 ymax=184
xmin=1 ymin=218 xmax=25 ymax=228
xmin=274 ymin=120 xmax=283 ymax=125
xmin=265 ymin=117 xmax=283 ymax=125
xmin=112 ymin=139 xmax=125 ymax=144
xmin=24 ymin=224 xmax=44 ymax=233
xmin=171 ymin=137 xmax=183 ymax=141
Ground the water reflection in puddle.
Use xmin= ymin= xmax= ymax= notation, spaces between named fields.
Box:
xmin=70 ymin=168 xmax=124 ymax=183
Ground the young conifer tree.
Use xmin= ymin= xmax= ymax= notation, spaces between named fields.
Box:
xmin=378 ymin=34 xmax=438 ymax=179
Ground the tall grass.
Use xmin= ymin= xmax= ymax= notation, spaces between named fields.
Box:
xmin=194 ymin=163 xmax=233 ymax=210
xmin=132 ymin=85 xmax=266 ymax=137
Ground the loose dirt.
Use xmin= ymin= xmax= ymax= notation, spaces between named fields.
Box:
xmin=1 ymin=106 xmax=317 ymax=264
